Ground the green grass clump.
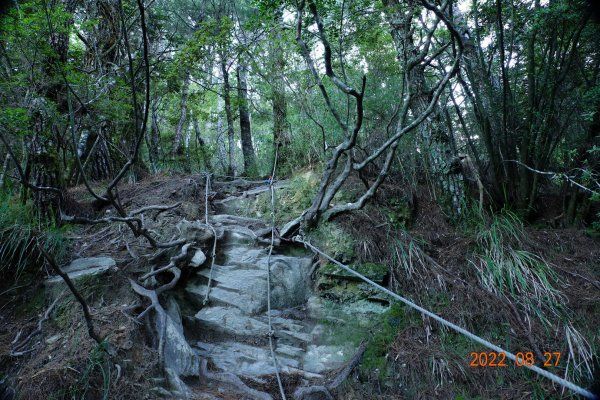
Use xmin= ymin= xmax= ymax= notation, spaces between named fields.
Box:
xmin=469 ymin=210 xmax=563 ymax=325
xmin=0 ymin=192 xmax=69 ymax=281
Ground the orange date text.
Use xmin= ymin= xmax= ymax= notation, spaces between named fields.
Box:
xmin=469 ymin=351 xmax=561 ymax=367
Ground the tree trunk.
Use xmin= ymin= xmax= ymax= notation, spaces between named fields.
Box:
xmin=172 ymin=72 xmax=191 ymax=157
xmin=236 ymin=59 xmax=257 ymax=175
xmin=383 ymin=0 xmax=465 ymax=215
xmin=148 ymin=101 xmax=160 ymax=169
xmin=270 ymin=8 xmax=291 ymax=173
xmin=193 ymin=119 xmax=211 ymax=172
xmin=221 ymin=59 xmax=235 ymax=176
xmin=216 ymin=96 xmax=228 ymax=174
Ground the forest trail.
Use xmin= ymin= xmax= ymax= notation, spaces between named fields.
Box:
xmin=173 ymin=179 xmax=379 ymax=398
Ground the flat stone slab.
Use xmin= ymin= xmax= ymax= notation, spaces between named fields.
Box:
xmin=303 ymin=344 xmax=353 ymax=374
xmin=195 ymin=306 xmax=269 ymax=336
xmin=187 ymin=284 xmax=266 ymax=314
xmin=194 ymin=341 xmax=301 ymax=377
xmin=46 ymin=257 xmax=115 ymax=284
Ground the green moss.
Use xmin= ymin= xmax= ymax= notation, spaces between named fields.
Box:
xmin=361 ymin=304 xmax=409 ymax=375
xmin=240 ymin=171 xmax=320 ymax=225
xmin=320 ymin=261 xmax=388 ymax=283
xmin=53 ymin=298 xmax=76 ymax=330
xmin=309 ymin=222 xmax=355 ymax=263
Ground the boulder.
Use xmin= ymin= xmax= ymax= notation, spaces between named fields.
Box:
xmin=189 ymin=249 xmax=206 ymax=267
xmin=177 ymin=220 xmax=223 ymax=243
xmin=162 ymin=314 xmax=199 ymax=377
xmin=46 ymin=257 xmax=115 ymax=285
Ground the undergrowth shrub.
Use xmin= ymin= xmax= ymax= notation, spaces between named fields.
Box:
xmin=467 ymin=208 xmax=596 ymax=382
xmin=0 ymin=192 xmax=68 ymax=282
xmin=468 ymin=209 xmax=564 ymax=325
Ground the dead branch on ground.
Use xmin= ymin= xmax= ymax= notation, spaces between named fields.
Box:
xmin=10 ymin=297 xmax=61 ymax=357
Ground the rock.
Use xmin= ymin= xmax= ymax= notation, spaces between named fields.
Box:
xmin=162 ymin=314 xmax=199 ymax=377
xmin=303 ymin=345 xmax=353 ymax=374
xmin=195 ymin=307 xmax=268 ymax=336
xmin=177 ymin=220 xmax=221 ymax=243
xmin=270 ymin=257 xmax=312 ymax=309
xmin=45 ymin=334 xmax=62 ymax=345
xmin=46 ymin=257 xmax=115 ymax=285
xmin=189 ymin=249 xmax=206 ymax=267
xmin=194 ymin=341 xmax=300 ymax=378
xmin=320 ymin=262 xmax=388 ymax=284
xmin=166 ymin=297 xmax=183 ymax=334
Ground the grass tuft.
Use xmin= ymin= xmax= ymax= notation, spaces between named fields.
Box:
xmin=468 ymin=209 xmax=564 ymax=325
xmin=0 ymin=192 xmax=69 ymax=281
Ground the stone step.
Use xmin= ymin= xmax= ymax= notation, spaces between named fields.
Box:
xmin=46 ymin=257 xmax=115 ymax=285
xmin=187 ymin=285 xmax=266 ymax=315
xmin=194 ymin=341 xmax=314 ymax=379
xmin=194 ymin=306 xmax=312 ymax=345
xmin=195 ymin=306 xmax=268 ymax=337
xmin=196 ymin=264 xmax=265 ymax=283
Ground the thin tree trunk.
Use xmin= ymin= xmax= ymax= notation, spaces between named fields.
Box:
xmin=150 ymin=102 xmax=161 ymax=164
xmin=172 ymin=72 xmax=191 ymax=157
xmin=270 ymin=8 xmax=290 ymax=172
xmin=221 ymin=59 xmax=235 ymax=176
xmin=193 ymin=119 xmax=211 ymax=172
xmin=0 ymin=153 xmax=9 ymax=187
xmin=236 ymin=59 xmax=256 ymax=175
xmin=216 ymin=96 xmax=228 ymax=174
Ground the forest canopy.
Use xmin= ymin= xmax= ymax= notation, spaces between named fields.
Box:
xmin=0 ymin=0 xmax=597 ymax=226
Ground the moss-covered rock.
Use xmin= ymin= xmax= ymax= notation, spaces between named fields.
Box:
xmin=309 ymin=222 xmax=355 ymax=263
xmin=320 ymin=262 xmax=388 ymax=284
xmin=316 ymin=262 xmax=389 ymax=305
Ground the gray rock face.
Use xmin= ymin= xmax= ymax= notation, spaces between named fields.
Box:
xmin=179 ymin=206 xmax=387 ymax=385
xmin=46 ymin=257 xmax=115 ymax=285
xmin=177 ymin=220 xmax=222 ymax=243
xmin=163 ymin=311 xmax=199 ymax=377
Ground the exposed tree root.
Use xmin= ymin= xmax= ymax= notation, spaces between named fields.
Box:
xmin=10 ymin=297 xmax=61 ymax=357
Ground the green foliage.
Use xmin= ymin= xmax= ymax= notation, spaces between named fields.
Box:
xmin=361 ymin=303 xmax=418 ymax=377
xmin=0 ymin=107 xmax=29 ymax=134
xmin=0 ymin=192 xmax=69 ymax=281
xmin=468 ymin=209 xmax=564 ymax=325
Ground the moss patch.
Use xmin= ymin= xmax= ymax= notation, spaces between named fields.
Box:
xmin=320 ymin=262 xmax=388 ymax=283
xmin=361 ymin=303 xmax=418 ymax=376
xmin=309 ymin=222 xmax=355 ymax=263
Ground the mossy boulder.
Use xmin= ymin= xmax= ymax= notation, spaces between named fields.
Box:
xmin=309 ymin=222 xmax=355 ymax=263
xmin=320 ymin=262 xmax=388 ymax=284
xmin=316 ymin=262 xmax=389 ymax=304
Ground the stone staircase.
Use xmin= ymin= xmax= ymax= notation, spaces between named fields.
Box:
xmin=183 ymin=191 xmax=355 ymax=382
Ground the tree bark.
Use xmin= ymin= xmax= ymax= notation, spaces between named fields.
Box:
xmin=236 ymin=59 xmax=257 ymax=175
xmin=383 ymin=0 xmax=465 ymax=215
xmin=270 ymin=8 xmax=290 ymax=173
xmin=221 ymin=59 xmax=235 ymax=176
xmin=172 ymin=72 xmax=191 ymax=157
